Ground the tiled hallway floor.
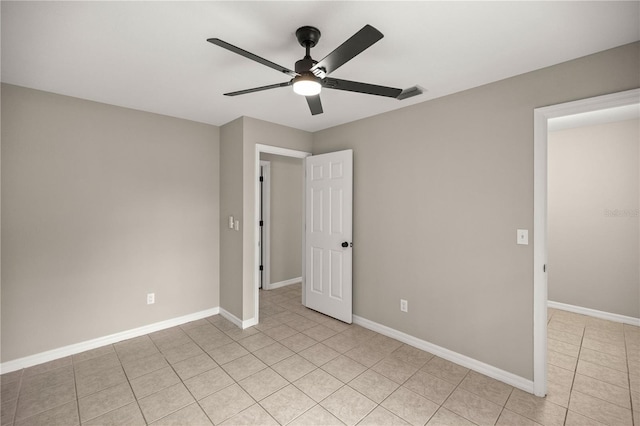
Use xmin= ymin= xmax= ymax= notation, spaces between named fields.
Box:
xmin=545 ymin=307 xmax=638 ymax=426
xmin=1 ymin=284 xmax=638 ymax=425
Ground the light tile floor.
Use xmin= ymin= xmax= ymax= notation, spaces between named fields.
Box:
xmin=1 ymin=284 xmax=638 ymax=425
xmin=544 ymin=307 xmax=639 ymax=426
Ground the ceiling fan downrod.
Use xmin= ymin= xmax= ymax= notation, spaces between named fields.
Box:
xmin=295 ymin=26 xmax=321 ymax=74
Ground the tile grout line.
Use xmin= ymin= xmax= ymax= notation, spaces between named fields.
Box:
xmin=112 ymin=342 xmax=150 ymax=426
xmin=562 ymin=310 xmax=585 ymax=426
xmin=547 ymin=310 xmax=568 ymax=426
xmin=9 ymin=369 xmax=23 ymax=425
xmin=437 ymin=367 xmax=471 ymax=424
xmin=261 ymin=318 xmax=348 ymax=425
xmin=494 ymin=386 xmax=515 ymax=425
xmin=12 ymin=360 xmax=77 ymax=425
xmin=171 ymin=316 xmax=246 ymax=425
xmin=546 ymin=310 xmax=578 ymax=426
xmin=261 ymin=303 xmax=378 ymax=425
xmin=172 ymin=319 xmax=221 ymax=426
xmin=153 ymin=328 xmax=216 ymax=426
xmin=71 ymin=354 xmax=81 ymax=426
xmin=548 ymin=310 xmax=570 ymax=426
xmin=172 ymin=313 xmax=302 ymax=425
xmin=624 ymin=328 xmax=636 ymax=426
xmin=240 ymin=295 xmax=324 ymax=425
xmin=554 ymin=310 xmax=637 ymax=425
xmin=146 ymin=331 xmax=188 ymax=425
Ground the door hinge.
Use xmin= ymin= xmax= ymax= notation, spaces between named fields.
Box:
xmin=543 ymin=264 xmax=546 ymax=272
xmin=259 ymin=220 xmax=263 ymax=227
xmin=259 ymin=176 xmax=264 ymax=182
xmin=259 ymin=265 xmax=263 ymax=271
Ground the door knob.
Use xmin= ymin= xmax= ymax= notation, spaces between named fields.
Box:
xmin=341 ymin=241 xmax=349 ymax=248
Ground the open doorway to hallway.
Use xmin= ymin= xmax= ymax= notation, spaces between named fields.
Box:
xmin=259 ymin=153 xmax=304 ymax=292
xmin=253 ymin=144 xmax=311 ymax=326
xmin=533 ymin=88 xmax=640 ymax=398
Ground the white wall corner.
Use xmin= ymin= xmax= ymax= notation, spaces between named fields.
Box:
xmin=218 ymin=308 xmax=243 ymax=328
xmin=219 ymin=308 xmax=257 ymax=330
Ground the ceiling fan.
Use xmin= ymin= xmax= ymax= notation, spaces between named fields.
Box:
xmin=207 ymin=25 xmax=423 ymax=115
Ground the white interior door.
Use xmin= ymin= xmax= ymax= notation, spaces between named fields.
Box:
xmin=304 ymin=149 xmax=353 ymax=323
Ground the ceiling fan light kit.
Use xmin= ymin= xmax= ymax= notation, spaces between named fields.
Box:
xmin=293 ymin=74 xmax=322 ymax=96
xmin=207 ymin=24 xmax=423 ymax=115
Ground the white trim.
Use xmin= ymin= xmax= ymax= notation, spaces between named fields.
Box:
xmin=259 ymin=160 xmax=271 ymax=291
xmin=549 ymin=301 xmax=640 ymax=326
xmin=533 ymin=88 xmax=640 ymax=397
xmin=265 ymin=277 xmax=302 ymax=290
xmin=256 ymin=145 xmax=311 ymax=159
xmin=253 ymin=144 xmax=311 ymax=329
xmin=353 ymin=315 xmax=534 ymax=394
xmin=0 ymin=307 xmax=220 ymax=374
xmin=533 ymin=106 xmax=549 ymax=397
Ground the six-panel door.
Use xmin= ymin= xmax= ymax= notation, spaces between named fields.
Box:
xmin=305 ymin=149 xmax=353 ymax=323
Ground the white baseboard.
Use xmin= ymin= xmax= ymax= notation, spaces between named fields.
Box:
xmin=548 ymin=301 xmax=640 ymax=326
xmin=265 ymin=277 xmax=302 ymax=290
xmin=0 ymin=307 xmax=220 ymax=374
xmin=353 ymin=315 xmax=534 ymax=394
xmin=219 ymin=308 xmax=257 ymax=330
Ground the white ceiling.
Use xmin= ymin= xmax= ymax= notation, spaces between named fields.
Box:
xmin=2 ymin=1 xmax=638 ymax=132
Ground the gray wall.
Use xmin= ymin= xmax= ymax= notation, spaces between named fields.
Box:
xmin=1 ymin=84 xmax=220 ymax=362
xmin=312 ymin=42 xmax=639 ymax=380
xmin=218 ymin=117 xmax=312 ymax=321
xmin=548 ymin=119 xmax=639 ymax=318
xmin=260 ymin=154 xmax=303 ymax=285
xmin=219 ymin=118 xmax=244 ymax=319
xmin=242 ymin=117 xmax=312 ymax=320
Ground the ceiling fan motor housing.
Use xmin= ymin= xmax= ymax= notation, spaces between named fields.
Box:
xmin=295 ymin=57 xmax=317 ymax=74
xmin=295 ymin=26 xmax=321 ymax=48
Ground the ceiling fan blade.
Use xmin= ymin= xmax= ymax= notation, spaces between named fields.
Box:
xmin=311 ymin=25 xmax=383 ymax=77
xmin=208 ymin=38 xmax=298 ymax=78
xmin=306 ymin=95 xmax=323 ymax=115
xmin=323 ymin=78 xmax=402 ymax=98
xmin=224 ymin=81 xmax=292 ymax=96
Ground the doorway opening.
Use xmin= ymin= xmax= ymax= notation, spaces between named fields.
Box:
xmin=253 ymin=144 xmax=311 ymax=326
xmin=532 ymin=88 xmax=639 ymax=396
xmin=259 ymin=153 xmax=306 ymax=291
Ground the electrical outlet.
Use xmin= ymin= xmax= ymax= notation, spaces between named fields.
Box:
xmin=400 ymin=299 xmax=408 ymax=312
xmin=147 ymin=293 xmax=155 ymax=305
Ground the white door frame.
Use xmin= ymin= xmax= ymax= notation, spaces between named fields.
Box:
xmin=259 ymin=160 xmax=271 ymax=291
xmin=254 ymin=144 xmax=311 ymax=324
xmin=532 ymin=88 xmax=640 ymax=397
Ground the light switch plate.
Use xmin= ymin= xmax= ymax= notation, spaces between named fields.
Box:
xmin=517 ymin=229 xmax=529 ymax=245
